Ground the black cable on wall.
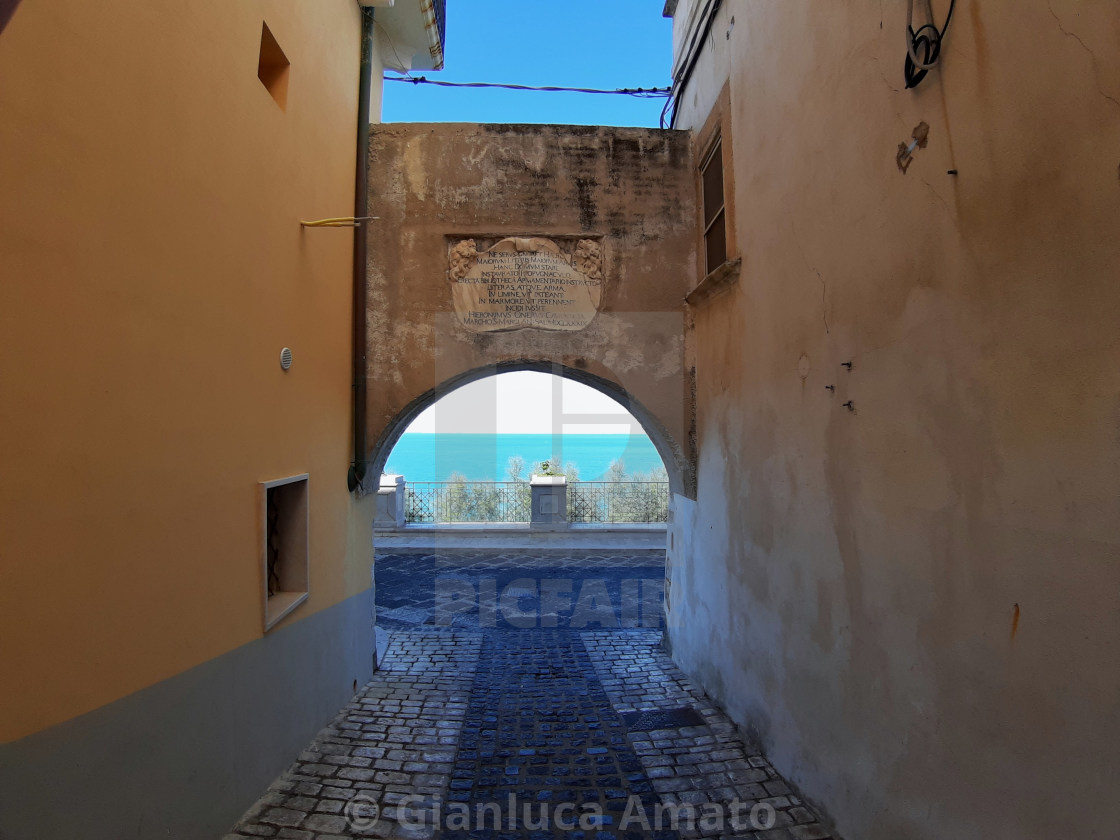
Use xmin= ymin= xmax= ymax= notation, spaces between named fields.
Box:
xmin=904 ymin=0 xmax=956 ymax=88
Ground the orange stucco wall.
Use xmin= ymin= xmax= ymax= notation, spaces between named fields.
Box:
xmin=0 ymin=0 xmax=371 ymax=741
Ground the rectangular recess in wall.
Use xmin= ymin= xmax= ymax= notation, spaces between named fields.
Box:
xmin=261 ymin=474 xmax=309 ymax=631
xmin=257 ymin=22 xmax=290 ymax=110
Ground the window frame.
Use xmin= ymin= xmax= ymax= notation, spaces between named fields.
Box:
xmin=693 ymin=82 xmax=736 ymax=282
xmin=700 ymin=134 xmax=727 ymax=274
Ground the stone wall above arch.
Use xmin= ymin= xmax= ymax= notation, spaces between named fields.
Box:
xmin=364 ymin=124 xmax=698 ymax=496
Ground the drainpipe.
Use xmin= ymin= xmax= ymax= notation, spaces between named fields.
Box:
xmin=347 ymin=5 xmax=374 ymax=493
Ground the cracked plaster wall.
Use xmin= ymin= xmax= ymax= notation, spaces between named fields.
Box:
xmin=666 ymin=1 xmax=1120 ymax=839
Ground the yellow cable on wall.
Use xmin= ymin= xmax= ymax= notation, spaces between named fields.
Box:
xmin=299 ymin=216 xmax=378 ymax=228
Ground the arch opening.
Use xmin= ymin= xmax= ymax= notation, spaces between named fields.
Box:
xmin=371 ymin=363 xmax=679 ymax=642
xmin=368 ymin=360 xmax=688 ymax=497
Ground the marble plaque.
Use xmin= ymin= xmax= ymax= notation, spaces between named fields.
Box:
xmin=449 ymin=236 xmax=602 ymax=332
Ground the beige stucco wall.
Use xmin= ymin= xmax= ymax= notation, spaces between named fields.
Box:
xmin=668 ymin=1 xmax=1120 ymax=838
xmin=363 ymin=123 xmax=697 ymax=490
xmin=0 ymin=0 xmax=372 ymax=742
xmin=666 ymin=0 xmax=734 ymax=131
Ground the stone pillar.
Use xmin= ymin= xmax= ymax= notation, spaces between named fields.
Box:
xmin=375 ymin=474 xmax=405 ymax=529
xmin=530 ymin=475 xmax=568 ymax=529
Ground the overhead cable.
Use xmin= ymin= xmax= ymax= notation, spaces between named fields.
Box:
xmin=385 ymin=75 xmax=671 ymax=98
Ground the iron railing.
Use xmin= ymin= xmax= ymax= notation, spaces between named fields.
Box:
xmin=402 ymin=481 xmax=671 ymax=524
xmin=567 ymin=482 xmax=670 ymax=524
xmin=405 ymin=481 xmax=531 ymax=524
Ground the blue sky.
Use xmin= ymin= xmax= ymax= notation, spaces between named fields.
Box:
xmin=382 ymin=0 xmax=673 ymax=127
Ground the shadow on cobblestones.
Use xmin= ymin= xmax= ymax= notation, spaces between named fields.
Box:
xmin=446 ymin=629 xmax=673 ymax=839
xmin=228 ymin=551 xmax=835 ymax=840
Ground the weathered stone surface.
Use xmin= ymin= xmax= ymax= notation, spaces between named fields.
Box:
xmin=365 ymin=123 xmax=698 ymax=495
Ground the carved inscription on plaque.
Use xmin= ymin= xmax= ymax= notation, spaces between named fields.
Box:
xmin=449 ymin=237 xmax=602 ymax=332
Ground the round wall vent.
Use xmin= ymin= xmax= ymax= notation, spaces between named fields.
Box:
xmin=279 ymin=347 xmax=293 ymax=370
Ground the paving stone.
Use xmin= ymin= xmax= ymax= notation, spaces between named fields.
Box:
xmin=303 ymin=812 xmax=348 ymax=832
xmin=789 ymin=824 xmax=834 ymax=839
xmin=260 ymin=808 xmax=305 ymax=827
xmin=654 ymin=777 xmax=695 ymax=793
xmin=234 ymin=826 xmax=277 ymax=837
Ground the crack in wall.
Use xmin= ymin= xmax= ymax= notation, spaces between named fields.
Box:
xmin=918 ymin=175 xmax=964 ymax=238
xmin=816 ymin=270 xmax=830 ymax=335
xmin=1047 ymin=1 xmax=1120 ymax=110
xmin=792 ymin=221 xmax=831 ymax=336
xmin=869 ymin=54 xmax=903 ymax=94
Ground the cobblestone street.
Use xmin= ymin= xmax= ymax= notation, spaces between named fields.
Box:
xmin=228 ymin=551 xmax=835 ymax=840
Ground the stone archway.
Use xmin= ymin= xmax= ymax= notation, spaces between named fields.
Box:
xmin=363 ymin=123 xmax=698 ymax=497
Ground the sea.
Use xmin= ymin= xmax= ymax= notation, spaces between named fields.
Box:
xmin=383 ymin=433 xmax=665 ymax=483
